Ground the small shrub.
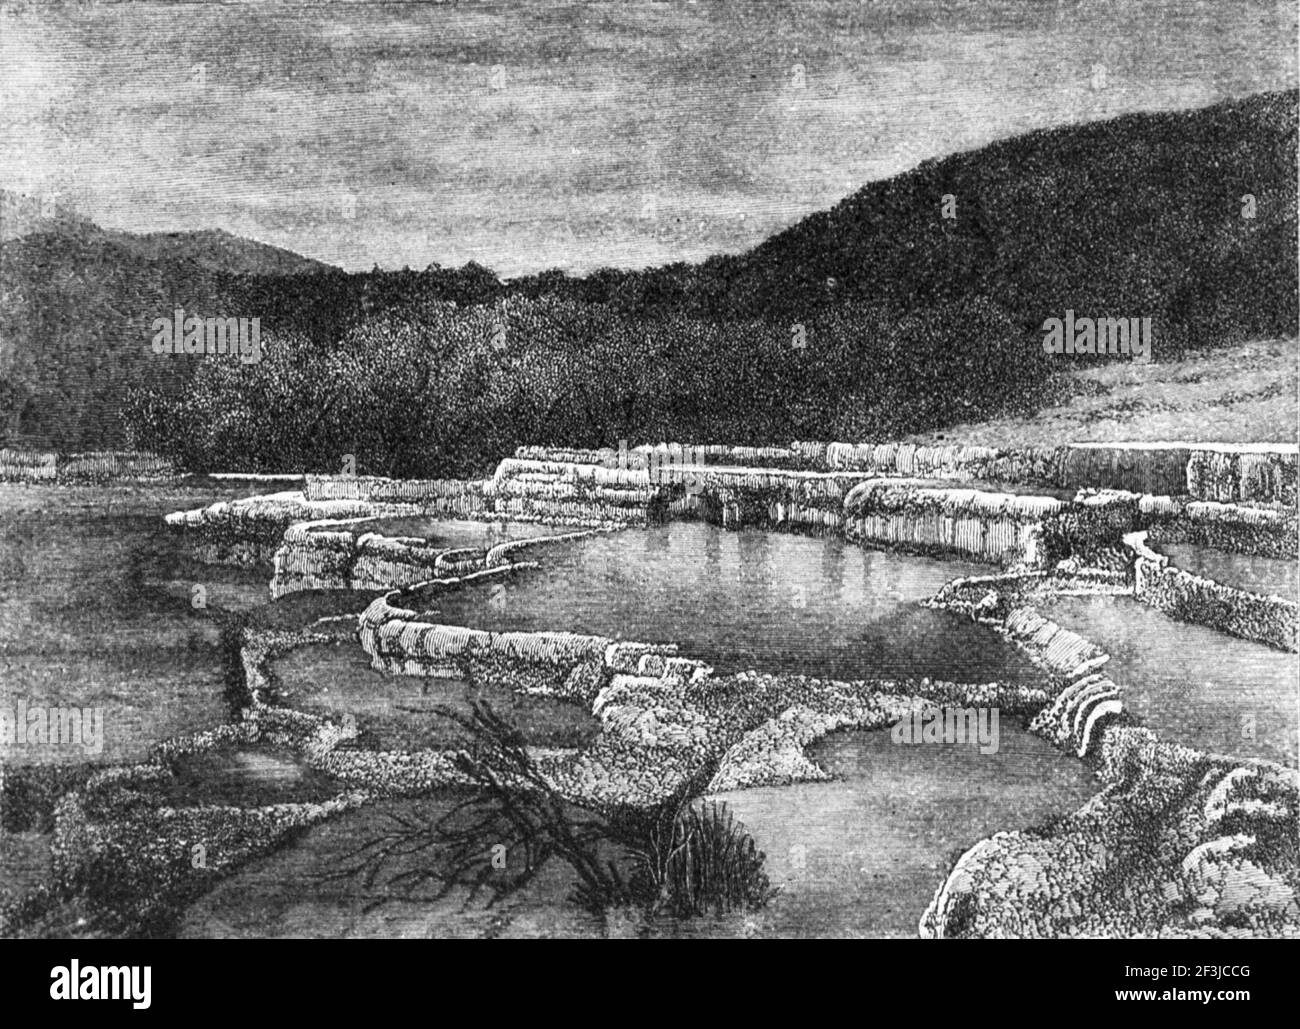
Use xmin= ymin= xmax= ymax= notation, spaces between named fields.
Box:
xmin=319 ymin=698 xmax=779 ymax=923
xmin=654 ymin=800 xmax=777 ymax=917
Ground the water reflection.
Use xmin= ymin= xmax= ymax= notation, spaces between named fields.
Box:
xmin=430 ymin=523 xmax=1042 ymax=684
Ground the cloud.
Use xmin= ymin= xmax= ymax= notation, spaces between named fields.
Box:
xmin=1 ymin=0 xmax=1294 ymax=275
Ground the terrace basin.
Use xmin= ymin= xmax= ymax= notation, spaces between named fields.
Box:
xmin=425 ymin=522 xmax=1044 ymax=684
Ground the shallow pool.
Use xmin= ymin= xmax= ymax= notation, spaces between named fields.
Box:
xmin=358 ymin=516 xmax=561 ymax=549
xmin=153 ymin=744 xmax=344 ymax=807
xmin=273 ymin=642 xmax=603 ymax=751
xmin=1154 ymin=542 xmax=1298 ymax=601
xmin=709 ymin=723 xmax=1100 ymax=937
xmin=178 ymin=721 xmax=1100 ymax=939
xmin=178 ymin=793 xmax=608 ymax=939
xmin=0 ymin=484 xmax=272 ymax=766
xmin=427 ymin=522 xmax=1043 ymax=684
xmin=1038 ymin=594 xmax=1298 ymax=766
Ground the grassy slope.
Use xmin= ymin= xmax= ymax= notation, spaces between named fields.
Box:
xmin=905 ymin=337 xmax=1299 ymax=447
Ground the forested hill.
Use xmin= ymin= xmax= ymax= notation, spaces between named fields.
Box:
xmin=525 ymin=88 xmax=1297 ymax=342
xmin=0 ymin=89 xmax=1294 ymax=455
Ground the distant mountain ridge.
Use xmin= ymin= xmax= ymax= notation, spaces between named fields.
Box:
xmin=112 ymin=228 xmax=335 ymax=278
xmin=1 ymin=193 xmax=334 ymax=277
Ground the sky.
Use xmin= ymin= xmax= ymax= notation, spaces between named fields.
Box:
xmin=1 ymin=0 xmax=1295 ymax=276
